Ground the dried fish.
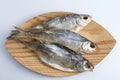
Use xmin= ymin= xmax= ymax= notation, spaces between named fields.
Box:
xmin=9 ymin=27 xmax=96 ymax=54
xmin=10 ymin=37 xmax=94 ymax=72
xmin=33 ymin=14 xmax=92 ymax=33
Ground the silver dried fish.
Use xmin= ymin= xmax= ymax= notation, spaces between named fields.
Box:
xmin=10 ymin=27 xmax=96 ymax=54
xmin=10 ymin=38 xmax=94 ymax=72
xmin=33 ymin=14 xmax=92 ymax=33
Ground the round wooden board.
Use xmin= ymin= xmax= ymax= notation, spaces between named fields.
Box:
xmin=5 ymin=12 xmax=116 ymax=76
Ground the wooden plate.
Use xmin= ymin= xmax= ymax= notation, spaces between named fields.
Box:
xmin=5 ymin=12 xmax=116 ymax=76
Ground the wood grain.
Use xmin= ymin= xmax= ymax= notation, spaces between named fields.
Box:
xmin=5 ymin=12 xmax=116 ymax=76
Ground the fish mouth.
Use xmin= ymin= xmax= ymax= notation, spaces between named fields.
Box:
xmin=87 ymin=42 xmax=96 ymax=53
xmin=90 ymin=68 xmax=94 ymax=72
xmin=83 ymin=16 xmax=92 ymax=22
xmin=88 ymin=15 xmax=92 ymax=20
xmin=81 ymin=15 xmax=92 ymax=24
xmin=82 ymin=41 xmax=97 ymax=53
xmin=90 ymin=42 xmax=96 ymax=49
xmin=86 ymin=15 xmax=92 ymax=20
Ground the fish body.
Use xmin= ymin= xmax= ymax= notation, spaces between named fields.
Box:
xmin=11 ymin=38 xmax=94 ymax=72
xmin=24 ymin=29 xmax=96 ymax=54
xmin=8 ymin=27 xmax=96 ymax=54
xmin=33 ymin=14 xmax=92 ymax=33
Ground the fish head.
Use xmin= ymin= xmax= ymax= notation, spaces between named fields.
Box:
xmin=78 ymin=14 xmax=92 ymax=27
xmin=81 ymin=41 xmax=96 ymax=53
xmin=83 ymin=59 xmax=94 ymax=71
xmin=76 ymin=59 xmax=94 ymax=72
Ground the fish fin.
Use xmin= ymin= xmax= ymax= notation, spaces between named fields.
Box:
xmin=46 ymin=27 xmax=57 ymax=30
xmin=14 ymin=26 xmax=25 ymax=33
xmin=76 ymin=48 xmax=81 ymax=53
xmin=61 ymin=62 xmax=74 ymax=69
xmin=7 ymin=26 xmax=26 ymax=39
xmin=52 ymin=43 xmax=77 ymax=55
xmin=39 ymin=40 xmax=45 ymax=43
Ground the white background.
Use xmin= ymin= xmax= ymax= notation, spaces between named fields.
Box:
xmin=0 ymin=0 xmax=120 ymax=80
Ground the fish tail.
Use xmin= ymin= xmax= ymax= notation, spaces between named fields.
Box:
xmin=7 ymin=26 xmax=26 ymax=39
xmin=14 ymin=26 xmax=25 ymax=35
xmin=7 ymin=34 xmax=30 ymax=46
xmin=8 ymin=36 xmax=45 ymax=51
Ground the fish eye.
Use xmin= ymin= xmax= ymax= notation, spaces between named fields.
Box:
xmin=83 ymin=16 xmax=88 ymax=20
xmin=90 ymin=43 xmax=96 ymax=48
